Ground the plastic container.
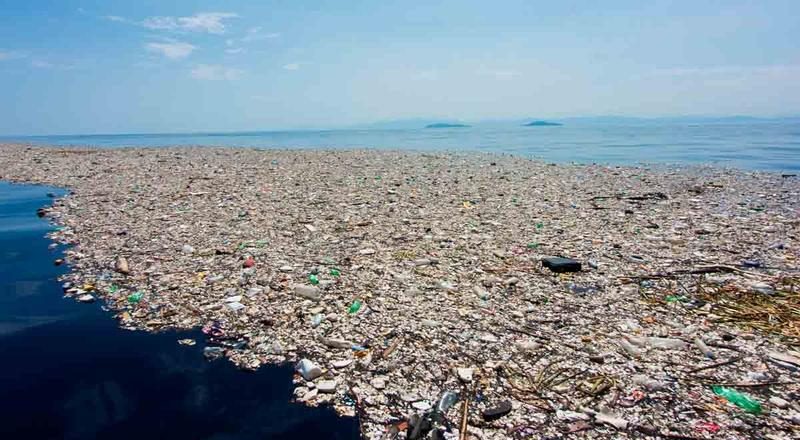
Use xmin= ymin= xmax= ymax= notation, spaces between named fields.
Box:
xmin=712 ymin=386 xmax=762 ymax=414
xmin=348 ymin=299 xmax=362 ymax=314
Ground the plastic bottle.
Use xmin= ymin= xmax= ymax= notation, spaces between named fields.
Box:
xmin=127 ymin=291 xmax=143 ymax=303
xmin=295 ymin=358 xmax=323 ymax=380
xmin=711 ymin=386 xmax=762 ymax=414
xmin=434 ymin=391 xmax=459 ymax=413
xmin=308 ymin=274 xmax=320 ymax=285
xmin=646 ymin=337 xmax=687 ymax=350
xmin=329 ymin=268 xmax=341 ymax=277
xmin=348 ymin=300 xmax=362 ymax=314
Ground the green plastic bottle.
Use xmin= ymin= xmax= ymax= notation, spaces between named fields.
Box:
xmin=348 ymin=300 xmax=362 ymax=314
xmin=308 ymin=274 xmax=320 ymax=285
xmin=127 ymin=291 xmax=143 ymax=304
xmin=712 ymin=386 xmax=762 ymax=414
xmin=329 ymin=268 xmax=341 ymax=277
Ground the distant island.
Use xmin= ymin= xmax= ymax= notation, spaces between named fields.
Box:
xmin=424 ymin=123 xmax=471 ymax=128
xmin=523 ymin=120 xmax=563 ymax=126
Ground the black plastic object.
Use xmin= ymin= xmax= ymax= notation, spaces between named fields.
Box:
xmin=482 ymin=400 xmax=513 ymax=421
xmin=742 ymin=259 xmax=762 ymax=268
xmin=542 ymin=257 xmax=581 ymax=273
xmin=407 ymin=413 xmax=432 ymax=440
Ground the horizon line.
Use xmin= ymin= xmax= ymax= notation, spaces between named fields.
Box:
xmin=2 ymin=114 xmax=799 ymax=138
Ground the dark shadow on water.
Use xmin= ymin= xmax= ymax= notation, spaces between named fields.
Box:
xmin=0 ymin=182 xmax=360 ymax=440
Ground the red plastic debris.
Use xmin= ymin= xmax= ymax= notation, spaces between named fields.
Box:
xmin=695 ymin=421 xmax=721 ymax=434
xmin=243 ymin=256 xmax=255 ymax=268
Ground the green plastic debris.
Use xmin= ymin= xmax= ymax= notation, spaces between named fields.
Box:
xmin=712 ymin=386 xmax=762 ymax=414
xmin=329 ymin=268 xmax=341 ymax=277
xmin=348 ymin=300 xmax=362 ymax=314
xmin=309 ymin=274 xmax=319 ymax=285
xmin=535 ymin=222 xmax=544 ymax=229
xmin=127 ymin=291 xmax=143 ymax=304
xmin=375 ymin=176 xmax=382 ymax=180
xmin=665 ymin=295 xmax=687 ymax=303
xmin=109 ymin=284 xmax=119 ymax=294
xmin=527 ymin=242 xmax=539 ymax=249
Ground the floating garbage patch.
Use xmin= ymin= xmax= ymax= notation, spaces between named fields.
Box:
xmin=1 ymin=144 xmax=800 ymax=439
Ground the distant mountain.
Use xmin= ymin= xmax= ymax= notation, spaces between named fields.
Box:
xmin=523 ymin=120 xmax=562 ymax=127
xmin=347 ymin=115 xmax=800 ymax=131
xmin=425 ymin=123 xmax=471 ymax=128
xmin=352 ymin=118 xmax=450 ymax=130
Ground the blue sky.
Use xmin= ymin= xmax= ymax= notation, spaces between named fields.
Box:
xmin=0 ymin=0 xmax=798 ymax=135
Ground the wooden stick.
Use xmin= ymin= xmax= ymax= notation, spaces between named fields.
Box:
xmin=706 ymin=380 xmax=799 ymax=388
xmin=381 ymin=337 xmax=402 ymax=358
xmin=689 ymin=356 xmax=742 ymax=374
xmin=459 ymin=389 xmax=470 ymax=440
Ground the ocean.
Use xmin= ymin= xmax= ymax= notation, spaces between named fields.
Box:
xmin=5 ymin=120 xmax=800 ymax=171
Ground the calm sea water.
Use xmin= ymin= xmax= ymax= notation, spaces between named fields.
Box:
xmin=0 ymin=182 xmax=359 ymax=440
xmin=6 ymin=120 xmax=800 ymax=171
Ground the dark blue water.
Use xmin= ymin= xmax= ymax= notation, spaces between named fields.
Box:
xmin=0 ymin=182 xmax=359 ymax=440
xmin=5 ymin=120 xmax=800 ymax=171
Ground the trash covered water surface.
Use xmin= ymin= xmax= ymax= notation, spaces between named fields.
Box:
xmin=1 ymin=145 xmax=800 ymax=439
xmin=0 ymin=181 xmax=359 ymax=440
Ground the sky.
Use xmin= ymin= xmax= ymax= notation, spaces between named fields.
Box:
xmin=0 ymin=0 xmax=799 ymax=135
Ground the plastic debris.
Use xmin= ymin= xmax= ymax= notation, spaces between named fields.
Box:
xmin=115 ymin=256 xmax=130 ymax=275
xmin=594 ymin=409 xmax=628 ymax=430
xmin=296 ymin=358 xmax=323 ymax=381
xmin=482 ymin=400 xmax=512 ymax=421
xmin=712 ymin=386 xmax=763 ymax=414
xmin=317 ymin=380 xmax=337 ymax=393
xmin=694 ymin=421 xmax=721 ymax=434
xmin=3 ymin=146 xmax=800 ymax=439
xmin=76 ymin=293 xmax=95 ymax=303
xmin=348 ymin=299 xmax=362 ymax=314
xmin=542 ymin=257 xmax=581 ymax=273
xmin=243 ymin=256 xmax=255 ymax=268
xmin=293 ymin=285 xmax=321 ymax=301
xmin=203 ymin=346 xmax=224 ymax=360
xmin=456 ymin=368 xmax=473 ymax=383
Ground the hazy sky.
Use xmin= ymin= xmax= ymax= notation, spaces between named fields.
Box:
xmin=1 ymin=0 xmax=799 ymax=134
